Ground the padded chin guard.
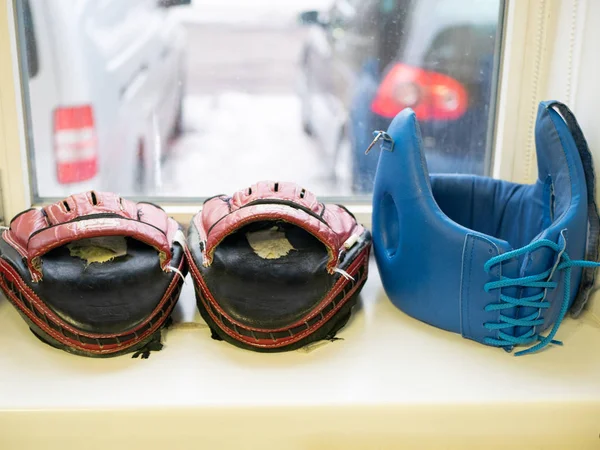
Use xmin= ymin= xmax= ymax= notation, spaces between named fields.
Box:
xmin=0 ymin=192 xmax=187 ymax=357
xmin=372 ymin=101 xmax=600 ymax=356
xmin=187 ymin=181 xmax=371 ymax=352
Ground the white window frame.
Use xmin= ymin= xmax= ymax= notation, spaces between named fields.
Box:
xmin=492 ymin=0 xmax=590 ymax=185
xmin=0 ymin=0 xmax=29 ymax=223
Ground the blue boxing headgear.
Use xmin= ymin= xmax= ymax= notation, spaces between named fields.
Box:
xmin=372 ymin=101 xmax=599 ymax=355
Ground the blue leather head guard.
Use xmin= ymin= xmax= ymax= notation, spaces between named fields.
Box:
xmin=372 ymin=101 xmax=600 ymax=355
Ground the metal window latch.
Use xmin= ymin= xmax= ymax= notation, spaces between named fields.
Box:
xmin=364 ymin=130 xmax=394 ymax=155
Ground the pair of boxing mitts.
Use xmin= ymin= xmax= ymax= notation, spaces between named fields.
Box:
xmin=0 ymin=183 xmax=371 ymax=357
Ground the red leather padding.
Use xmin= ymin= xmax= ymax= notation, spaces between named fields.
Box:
xmin=6 ymin=192 xmax=178 ymax=281
xmin=195 ymin=181 xmax=363 ymax=273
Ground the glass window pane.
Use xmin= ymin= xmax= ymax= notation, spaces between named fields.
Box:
xmin=14 ymin=0 xmax=504 ymax=202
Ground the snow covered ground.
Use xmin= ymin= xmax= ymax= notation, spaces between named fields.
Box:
xmin=171 ymin=0 xmax=333 ymax=26
xmin=160 ymin=3 xmax=351 ymax=197
xmin=161 ymin=1 xmax=352 ymax=198
xmin=161 ymin=94 xmax=344 ymax=196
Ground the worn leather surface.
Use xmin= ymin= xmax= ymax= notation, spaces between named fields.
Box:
xmin=373 ymin=102 xmax=592 ymax=347
xmin=204 ymin=221 xmax=333 ymax=329
xmin=194 ymin=181 xmax=363 ymax=273
xmin=187 ymin=181 xmax=372 ymax=351
xmin=5 ymin=192 xmax=178 ymax=281
xmin=0 ymin=192 xmax=186 ymax=357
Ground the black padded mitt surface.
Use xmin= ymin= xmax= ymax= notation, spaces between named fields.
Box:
xmin=187 ymin=181 xmax=372 ymax=352
xmin=0 ymin=191 xmax=188 ymax=358
xmin=201 ymin=221 xmax=335 ymax=329
xmin=35 ymin=238 xmax=179 ymax=334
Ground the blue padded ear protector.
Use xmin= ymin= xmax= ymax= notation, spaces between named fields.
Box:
xmin=372 ymin=101 xmax=600 ymax=356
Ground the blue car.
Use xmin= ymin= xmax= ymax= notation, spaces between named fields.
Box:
xmin=299 ymin=0 xmax=502 ymax=193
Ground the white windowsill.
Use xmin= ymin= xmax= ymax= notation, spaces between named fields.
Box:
xmin=0 ymin=259 xmax=599 ymax=448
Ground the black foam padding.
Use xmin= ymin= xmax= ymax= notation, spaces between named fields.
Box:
xmin=36 ymin=238 xmax=179 ymax=333
xmin=0 ymin=236 xmax=182 ymax=335
xmin=201 ymin=221 xmax=334 ymax=329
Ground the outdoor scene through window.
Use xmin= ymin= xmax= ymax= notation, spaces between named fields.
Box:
xmin=15 ymin=0 xmax=504 ymax=201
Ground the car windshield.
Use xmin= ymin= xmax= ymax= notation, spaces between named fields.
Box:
xmin=14 ymin=0 xmax=505 ymax=201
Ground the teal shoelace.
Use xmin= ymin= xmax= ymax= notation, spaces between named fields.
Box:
xmin=482 ymin=238 xmax=600 ymax=356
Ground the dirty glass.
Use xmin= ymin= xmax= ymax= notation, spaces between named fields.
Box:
xmin=14 ymin=0 xmax=504 ymax=201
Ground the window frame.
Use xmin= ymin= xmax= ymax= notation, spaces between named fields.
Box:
xmin=0 ymin=0 xmax=560 ymax=227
